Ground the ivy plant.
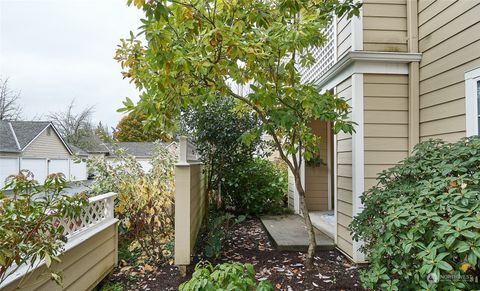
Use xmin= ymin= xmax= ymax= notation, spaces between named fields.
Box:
xmin=350 ymin=137 xmax=480 ymax=290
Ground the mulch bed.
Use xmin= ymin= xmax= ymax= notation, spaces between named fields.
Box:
xmin=98 ymin=218 xmax=364 ymax=290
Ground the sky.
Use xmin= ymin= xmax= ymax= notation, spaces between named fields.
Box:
xmin=0 ymin=0 xmax=144 ymax=129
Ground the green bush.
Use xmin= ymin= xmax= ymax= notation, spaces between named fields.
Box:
xmin=351 ymin=138 xmax=480 ymax=290
xmin=179 ymin=262 xmax=273 ymax=291
xmin=222 ymin=158 xmax=287 ymax=215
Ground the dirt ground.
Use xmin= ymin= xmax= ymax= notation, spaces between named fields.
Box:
xmin=98 ymin=218 xmax=364 ymax=290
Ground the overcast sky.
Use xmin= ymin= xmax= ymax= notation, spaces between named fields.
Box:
xmin=0 ymin=0 xmax=144 ymax=128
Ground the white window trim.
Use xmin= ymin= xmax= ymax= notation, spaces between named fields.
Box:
xmin=465 ymin=67 xmax=480 ymax=136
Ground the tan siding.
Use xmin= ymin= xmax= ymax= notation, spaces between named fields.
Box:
xmin=3 ymin=224 xmax=117 ymax=291
xmin=418 ymin=1 xmax=480 ymax=140
xmin=363 ymin=74 xmax=409 ymax=193
xmin=189 ymin=164 xmax=205 ymax=249
xmin=362 ymin=0 xmax=407 ymax=52
xmin=335 ymin=77 xmax=353 ymax=256
xmin=305 ymin=121 xmax=329 ymax=211
xmin=22 ymin=127 xmax=70 ymax=159
xmin=337 ymin=13 xmax=352 ymax=59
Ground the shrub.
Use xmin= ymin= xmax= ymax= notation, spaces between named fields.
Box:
xmin=0 ymin=171 xmax=87 ymax=287
xmin=350 ymin=138 xmax=480 ymax=290
xmin=179 ymin=262 xmax=273 ymax=291
xmin=203 ymin=212 xmax=245 ymax=259
xmin=222 ymin=158 xmax=287 ymax=215
xmin=86 ymin=143 xmax=175 ymax=264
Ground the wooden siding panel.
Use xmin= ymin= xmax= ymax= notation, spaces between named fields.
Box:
xmin=418 ymin=1 xmax=480 ymax=141
xmin=363 ymin=74 xmax=409 ymax=194
xmin=419 ymin=4 xmax=480 ymax=52
xmin=22 ymin=128 xmax=70 ymax=159
xmin=337 ymin=13 xmax=352 ymax=59
xmin=362 ymin=0 xmax=407 ymax=52
xmin=420 ymin=98 xmax=465 ymax=123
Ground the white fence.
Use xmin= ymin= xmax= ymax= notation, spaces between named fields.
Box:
xmin=0 ymin=192 xmax=118 ymax=290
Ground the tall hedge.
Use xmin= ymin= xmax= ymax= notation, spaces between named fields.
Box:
xmin=351 ymin=137 xmax=480 ymax=290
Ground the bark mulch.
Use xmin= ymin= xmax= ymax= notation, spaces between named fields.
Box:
xmin=97 ymin=218 xmax=364 ymax=290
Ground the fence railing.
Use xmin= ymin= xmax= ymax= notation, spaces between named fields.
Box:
xmin=0 ymin=192 xmax=118 ymax=289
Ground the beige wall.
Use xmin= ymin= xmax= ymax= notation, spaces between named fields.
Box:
xmin=363 ymin=74 xmax=409 ymax=191
xmin=362 ymin=0 xmax=408 ymax=52
xmin=337 ymin=12 xmax=352 ymax=59
xmin=22 ymin=128 xmax=71 ymax=159
xmin=335 ymin=77 xmax=353 ymax=258
xmin=174 ymin=162 xmax=206 ymax=266
xmin=305 ymin=120 xmax=329 ymax=211
xmin=3 ymin=224 xmax=117 ymax=291
xmin=419 ymin=0 xmax=480 ymax=142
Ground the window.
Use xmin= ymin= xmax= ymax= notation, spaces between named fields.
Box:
xmin=465 ymin=67 xmax=480 ymax=136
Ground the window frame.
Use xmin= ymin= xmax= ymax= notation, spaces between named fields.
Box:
xmin=465 ymin=67 xmax=480 ymax=136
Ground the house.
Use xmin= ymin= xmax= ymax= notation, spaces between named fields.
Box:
xmin=289 ymin=0 xmax=480 ymax=263
xmin=0 ymin=121 xmax=88 ymax=187
xmin=78 ymin=141 xmax=178 ymax=173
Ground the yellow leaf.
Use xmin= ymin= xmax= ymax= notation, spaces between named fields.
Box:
xmin=143 ymin=264 xmax=154 ymax=272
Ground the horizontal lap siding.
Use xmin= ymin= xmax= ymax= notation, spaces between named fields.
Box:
xmin=22 ymin=129 xmax=71 ymax=159
xmin=336 ymin=77 xmax=353 ymax=257
xmin=419 ymin=0 xmax=480 ymax=141
xmin=190 ymin=164 xmax=205 ymax=249
xmin=364 ymin=74 xmax=409 ymax=192
xmin=362 ymin=0 xmax=408 ymax=52
xmin=337 ymin=13 xmax=352 ymax=59
xmin=3 ymin=224 xmax=117 ymax=291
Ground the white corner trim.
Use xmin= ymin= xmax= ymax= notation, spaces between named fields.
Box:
xmin=8 ymin=122 xmax=21 ymax=150
xmin=333 ymin=125 xmax=338 ymax=244
xmin=351 ymin=5 xmax=363 ymax=51
xmin=351 ymin=73 xmax=366 ymax=263
xmin=465 ymin=67 xmax=480 ymax=136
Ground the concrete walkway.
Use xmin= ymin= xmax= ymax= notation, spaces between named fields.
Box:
xmin=260 ymin=215 xmax=335 ymax=251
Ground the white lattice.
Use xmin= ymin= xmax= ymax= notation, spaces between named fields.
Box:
xmin=298 ymin=20 xmax=336 ymax=84
xmin=54 ymin=192 xmax=116 ymax=238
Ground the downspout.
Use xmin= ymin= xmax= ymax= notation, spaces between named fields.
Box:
xmin=407 ymin=0 xmax=420 ymax=154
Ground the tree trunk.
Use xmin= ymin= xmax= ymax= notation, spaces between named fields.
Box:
xmin=293 ymin=168 xmax=317 ymax=268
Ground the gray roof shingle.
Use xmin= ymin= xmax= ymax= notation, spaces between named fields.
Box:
xmin=0 ymin=120 xmax=72 ymax=154
xmin=106 ymin=142 xmax=156 ymax=157
xmin=0 ymin=121 xmax=20 ymax=152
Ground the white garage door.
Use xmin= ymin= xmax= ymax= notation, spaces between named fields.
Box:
xmin=21 ymin=158 xmax=47 ymax=183
xmin=0 ymin=157 xmax=19 ymax=188
xmin=49 ymin=159 xmax=69 ymax=177
xmin=138 ymin=160 xmax=152 ymax=172
xmin=70 ymin=160 xmax=87 ymax=181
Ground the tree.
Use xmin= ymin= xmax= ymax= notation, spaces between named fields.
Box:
xmin=182 ymin=96 xmax=262 ymax=206
xmin=116 ymin=0 xmax=360 ymax=266
xmin=48 ymin=99 xmax=97 ymax=149
xmin=114 ymin=111 xmax=170 ymax=142
xmin=95 ymin=121 xmax=114 ymax=143
xmin=0 ymin=77 xmax=22 ymax=120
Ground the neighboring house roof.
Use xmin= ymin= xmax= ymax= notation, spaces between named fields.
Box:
xmin=0 ymin=120 xmax=72 ymax=154
xmin=67 ymin=143 xmax=89 ymax=156
xmin=105 ymin=142 xmax=156 ymax=158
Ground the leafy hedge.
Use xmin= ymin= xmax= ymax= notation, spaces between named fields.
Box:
xmin=351 ymin=138 xmax=480 ymax=290
xmin=221 ymin=158 xmax=287 ymax=215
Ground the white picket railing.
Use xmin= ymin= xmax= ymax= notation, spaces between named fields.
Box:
xmin=0 ymin=192 xmax=117 ymax=289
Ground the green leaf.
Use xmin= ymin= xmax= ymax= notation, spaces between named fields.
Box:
xmin=437 ymin=261 xmax=452 ymax=271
